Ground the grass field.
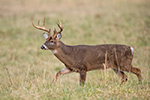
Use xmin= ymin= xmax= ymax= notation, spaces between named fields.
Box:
xmin=0 ymin=0 xmax=150 ymax=100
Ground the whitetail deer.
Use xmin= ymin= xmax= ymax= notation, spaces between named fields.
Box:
xmin=32 ymin=18 xmax=142 ymax=86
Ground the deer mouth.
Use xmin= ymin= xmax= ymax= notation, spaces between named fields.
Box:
xmin=41 ymin=45 xmax=48 ymax=50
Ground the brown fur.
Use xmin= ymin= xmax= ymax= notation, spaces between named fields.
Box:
xmin=51 ymin=41 xmax=142 ymax=85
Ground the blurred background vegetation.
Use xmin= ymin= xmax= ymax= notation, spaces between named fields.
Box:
xmin=0 ymin=0 xmax=150 ymax=100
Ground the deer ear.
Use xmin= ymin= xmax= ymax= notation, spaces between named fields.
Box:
xmin=43 ymin=33 xmax=48 ymax=39
xmin=56 ymin=33 xmax=62 ymax=40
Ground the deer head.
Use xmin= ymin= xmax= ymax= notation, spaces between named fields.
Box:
xmin=32 ymin=18 xmax=64 ymax=50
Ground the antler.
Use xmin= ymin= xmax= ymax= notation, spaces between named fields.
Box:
xmin=32 ymin=18 xmax=51 ymax=34
xmin=57 ymin=20 xmax=64 ymax=33
xmin=52 ymin=28 xmax=58 ymax=39
xmin=33 ymin=18 xmax=64 ymax=40
xmin=52 ymin=20 xmax=64 ymax=39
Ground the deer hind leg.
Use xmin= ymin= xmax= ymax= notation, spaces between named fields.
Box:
xmin=130 ymin=65 xmax=143 ymax=82
xmin=79 ymin=71 xmax=86 ymax=86
xmin=112 ymin=68 xmax=128 ymax=84
xmin=51 ymin=67 xmax=72 ymax=84
xmin=122 ymin=65 xmax=143 ymax=82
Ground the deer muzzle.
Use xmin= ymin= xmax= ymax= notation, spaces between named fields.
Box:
xmin=41 ymin=44 xmax=47 ymax=50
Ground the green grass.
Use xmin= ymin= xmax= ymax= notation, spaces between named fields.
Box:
xmin=0 ymin=0 xmax=150 ymax=100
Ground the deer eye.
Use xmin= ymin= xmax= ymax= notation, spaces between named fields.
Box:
xmin=50 ymin=41 xmax=56 ymax=45
xmin=50 ymin=41 xmax=54 ymax=43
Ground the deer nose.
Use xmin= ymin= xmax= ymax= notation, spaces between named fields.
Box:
xmin=41 ymin=45 xmax=45 ymax=50
xmin=41 ymin=45 xmax=47 ymax=50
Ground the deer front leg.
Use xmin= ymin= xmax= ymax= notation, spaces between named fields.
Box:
xmin=51 ymin=67 xmax=72 ymax=84
xmin=112 ymin=68 xmax=128 ymax=84
xmin=79 ymin=71 xmax=86 ymax=86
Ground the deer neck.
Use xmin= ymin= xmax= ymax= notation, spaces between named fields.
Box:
xmin=51 ymin=41 xmax=68 ymax=54
xmin=51 ymin=41 xmax=73 ymax=65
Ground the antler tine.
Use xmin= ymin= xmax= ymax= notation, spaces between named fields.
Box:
xmin=57 ymin=20 xmax=64 ymax=33
xmin=52 ymin=28 xmax=58 ymax=39
xmin=46 ymin=29 xmax=51 ymax=40
xmin=38 ymin=20 xmax=40 ymax=26
xmin=43 ymin=17 xmax=45 ymax=27
xmin=32 ymin=18 xmax=50 ymax=33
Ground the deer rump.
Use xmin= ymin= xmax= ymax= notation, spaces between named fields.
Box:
xmin=56 ymin=43 xmax=133 ymax=72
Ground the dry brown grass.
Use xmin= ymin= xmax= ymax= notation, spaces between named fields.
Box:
xmin=0 ymin=0 xmax=150 ymax=100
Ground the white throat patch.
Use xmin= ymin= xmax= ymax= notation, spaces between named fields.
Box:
xmin=51 ymin=50 xmax=57 ymax=54
xmin=130 ymin=47 xmax=134 ymax=55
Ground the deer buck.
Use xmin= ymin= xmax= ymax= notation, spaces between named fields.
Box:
xmin=32 ymin=18 xmax=142 ymax=86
